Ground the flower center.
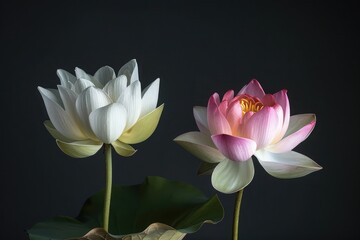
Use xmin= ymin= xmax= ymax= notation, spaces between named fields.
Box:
xmin=239 ymin=95 xmax=264 ymax=114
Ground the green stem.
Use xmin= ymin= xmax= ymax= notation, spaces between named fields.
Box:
xmin=232 ymin=189 xmax=244 ymax=240
xmin=103 ymin=144 xmax=112 ymax=232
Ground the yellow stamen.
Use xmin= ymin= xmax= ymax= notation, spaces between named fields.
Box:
xmin=239 ymin=96 xmax=263 ymax=114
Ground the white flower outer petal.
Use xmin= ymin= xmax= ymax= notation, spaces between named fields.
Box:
xmin=56 ymin=139 xmax=103 ymax=158
xmin=211 ymin=158 xmax=254 ymax=194
xmin=44 ymin=120 xmax=72 ymax=142
xmin=111 ymin=140 xmax=137 ymax=157
xmin=38 ymin=87 xmax=85 ymax=140
xmin=119 ymin=104 xmax=164 ymax=144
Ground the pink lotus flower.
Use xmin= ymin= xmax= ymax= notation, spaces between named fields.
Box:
xmin=175 ymin=80 xmax=322 ymax=193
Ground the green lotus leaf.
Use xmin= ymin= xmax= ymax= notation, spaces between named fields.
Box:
xmin=27 ymin=176 xmax=224 ymax=240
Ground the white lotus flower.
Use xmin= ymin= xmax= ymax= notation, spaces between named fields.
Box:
xmin=38 ymin=59 xmax=164 ymax=158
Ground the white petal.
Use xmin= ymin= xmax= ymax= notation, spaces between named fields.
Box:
xmin=67 ymin=81 xmax=76 ymax=92
xmin=119 ymin=104 xmax=164 ymax=144
xmin=193 ymin=106 xmax=210 ymax=135
xmin=140 ymin=78 xmax=159 ymax=118
xmin=43 ymin=120 xmax=72 ymax=142
xmin=56 ymin=139 xmax=103 ymax=158
xmin=75 ymin=67 xmax=103 ymax=88
xmin=57 ymin=85 xmax=78 ymax=120
xmin=75 ymin=67 xmax=91 ymax=79
xmin=174 ymin=131 xmax=225 ymax=163
xmin=94 ymin=66 xmax=116 ymax=86
xmin=211 ymin=158 xmax=254 ymax=194
xmin=284 ymin=114 xmax=316 ymax=138
xmin=38 ymin=87 xmax=85 ymax=140
xmin=75 ymin=87 xmax=112 ymax=139
xmin=116 ymin=80 xmax=141 ymax=130
xmin=40 ymin=87 xmax=62 ymax=107
xmin=56 ymin=69 xmax=77 ymax=88
xmin=74 ymin=78 xmax=95 ymax=94
xmin=255 ymin=149 xmax=322 ymax=178
xmin=118 ymin=59 xmax=139 ymax=84
xmin=111 ymin=140 xmax=137 ymax=157
xmin=89 ymin=103 xmax=127 ymax=144
xmin=103 ymin=75 xmax=127 ymax=102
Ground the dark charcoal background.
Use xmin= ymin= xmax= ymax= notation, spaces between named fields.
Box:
xmin=2 ymin=1 xmax=359 ymax=239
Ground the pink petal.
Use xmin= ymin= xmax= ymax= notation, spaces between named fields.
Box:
xmin=212 ymin=92 xmax=221 ymax=105
xmin=207 ymin=95 xmax=232 ymax=135
xmin=226 ymin=100 xmax=243 ymax=133
xmin=237 ymin=79 xmax=265 ymax=99
xmin=218 ymin=100 xmax=228 ymax=116
xmin=222 ymin=90 xmax=234 ymax=101
xmin=242 ymin=111 xmax=254 ymax=124
xmin=271 ymin=103 xmax=284 ymax=143
xmin=273 ymin=89 xmax=290 ymax=139
xmin=242 ymin=106 xmax=281 ymax=149
xmin=211 ymin=134 xmax=257 ymax=161
xmin=267 ymin=114 xmax=316 ymax=153
xmin=229 ymin=95 xmax=240 ymax=105
xmin=262 ymin=94 xmax=276 ymax=106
